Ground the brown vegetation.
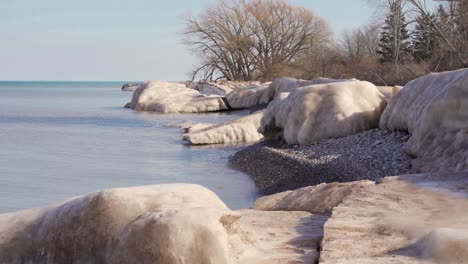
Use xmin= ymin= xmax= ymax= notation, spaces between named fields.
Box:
xmin=183 ymin=0 xmax=468 ymax=86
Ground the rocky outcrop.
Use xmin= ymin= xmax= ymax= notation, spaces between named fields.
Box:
xmin=0 ymin=184 xmax=328 ymax=264
xmin=259 ymin=81 xmax=387 ymax=145
xmin=128 ymin=80 xmax=228 ymax=113
xmin=121 ymin=83 xmax=142 ymax=91
xmin=380 ymin=69 xmax=468 ymax=172
xmin=183 ymin=111 xmax=264 ymax=145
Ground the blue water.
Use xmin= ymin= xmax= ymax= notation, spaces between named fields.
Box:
xmin=0 ymin=81 xmax=258 ymax=212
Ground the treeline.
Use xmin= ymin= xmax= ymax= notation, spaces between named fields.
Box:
xmin=183 ymin=0 xmax=468 ymax=85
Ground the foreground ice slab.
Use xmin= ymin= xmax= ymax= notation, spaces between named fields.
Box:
xmin=251 ymin=171 xmax=468 ymax=264
xmin=320 ymin=172 xmax=468 ymax=264
xmin=0 ymin=184 xmax=325 ymax=264
xmin=254 ymin=181 xmax=374 ymax=214
xmin=128 ymin=80 xmax=228 ymax=113
xmin=380 ymin=69 xmax=468 ymax=172
xmin=260 ymin=81 xmax=387 ymax=145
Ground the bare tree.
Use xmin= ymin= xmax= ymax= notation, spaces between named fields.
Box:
xmin=340 ymin=24 xmax=380 ymax=62
xmin=183 ymin=0 xmax=332 ymax=81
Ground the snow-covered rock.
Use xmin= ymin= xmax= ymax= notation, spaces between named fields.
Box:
xmin=268 ymin=77 xmax=353 ymax=100
xmin=183 ymin=111 xmax=264 ymax=145
xmin=254 ymin=181 xmax=374 ymax=214
xmin=224 ymin=78 xmax=351 ymax=110
xmin=166 ymin=121 xmax=213 ymax=133
xmin=186 ymin=80 xmax=263 ymax=97
xmin=193 ymin=82 xmax=233 ymax=96
xmin=128 ymin=80 xmax=228 ymax=113
xmin=225 ymin=83 xmax=271 ymax=109
xmin=121 ymin=83 xmax=142 ymax=91
xmin=380 ymin=69 xmax=468 ymax=172
xmin=376 ymin=85 xmax=403 ymax=100
xmin=260 ymin=81 xmax=387 ymax=145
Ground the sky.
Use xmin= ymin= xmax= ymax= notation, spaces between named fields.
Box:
xmin=0 ymin=0 xmax=379 ymax=81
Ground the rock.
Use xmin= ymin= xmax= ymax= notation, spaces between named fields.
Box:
xmin=128 ymin=80 xmax=228 ymax=113
xmin=380 ymin=69 xmax=468 ymax=172
xmin=121 ymin=83 xmax=142 ymax=91
xmin=254 ymin=181 xmax=374 ymax=214
xmin=0 ymin=184 xmax=330 ymax=264
xmin=319 ymin=172 xmax=468 ymax=264
xmin=376 ymin=85 xmax=403 ymax=100
xmin=183 ymin=111 xmax=264 ymax=145
xmin=225 ymin=83 xmax=272 ymax=109
xmin=259 ymin=81 xmax=387 ymax=145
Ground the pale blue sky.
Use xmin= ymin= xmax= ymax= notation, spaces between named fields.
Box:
xmin=0 ymin=0 xmax=378 ymax=81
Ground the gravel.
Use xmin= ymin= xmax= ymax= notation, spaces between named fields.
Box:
xmin=230 ymin=129 xmax=416 ymax=195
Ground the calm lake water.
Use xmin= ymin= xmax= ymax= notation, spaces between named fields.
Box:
xmin=0 ymin=81 xmax=259 ymax=212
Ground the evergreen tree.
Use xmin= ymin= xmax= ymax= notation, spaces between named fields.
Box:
xmin=454 ymin=0 xmax=468 ymax=55
xmin=436 ymin=4 xmax=451 ymax=35
xmin=377 ymin=1 xmax=411 ymax=63
xmin=412 ymin=13 xmax=439 ymax=62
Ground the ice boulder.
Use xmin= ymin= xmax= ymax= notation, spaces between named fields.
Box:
xmin=260 ymin=81 xmax=387 ymax=145
xmin=380 ymin=69 xmax=468 ymax=172
xmin=0 ymin=184 xmax=246 ymax=264
xmin=128 ymin=80 xmax=228 ymax=113
xmin=183 ymin=111 xmax=264 ymax=145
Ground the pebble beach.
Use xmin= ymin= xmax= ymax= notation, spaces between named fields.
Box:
xmin=231 ymin=129 xmax=416 ymax=194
